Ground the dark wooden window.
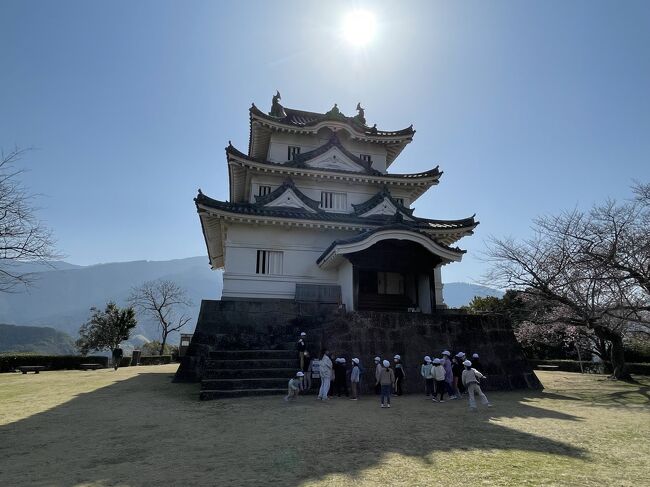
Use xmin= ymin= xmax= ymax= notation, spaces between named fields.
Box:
xmin=288 ymin=146 xmax=301 ymax=160
xmin=256 ymin=250 xmax=283 ymax=275
xmin=394 ymin=198 xmax=404 ymax=206
xmin=360 ymin=154 xmax=372 ymax=163
xmin=320 ymin=192 xmax=347 ymax=210
xmin=258 ymin=185 xmax=272 ymax=196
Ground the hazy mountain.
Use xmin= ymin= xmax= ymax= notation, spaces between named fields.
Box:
xmin=0 ymin=257 xmax=223 ymax=344
xmin=0 ymin=323 xmax=76 ymax=355
xmin=443 ymin=282 xmax=504 ymax=308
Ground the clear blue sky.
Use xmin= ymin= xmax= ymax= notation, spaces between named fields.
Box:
xmin=1 ymin=0 xmax=649 ymax=283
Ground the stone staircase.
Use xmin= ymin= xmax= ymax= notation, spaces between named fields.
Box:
xmin=200 ymin=349 xmax=300 ymax=400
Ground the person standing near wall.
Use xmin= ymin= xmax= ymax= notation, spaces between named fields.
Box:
xmin=393 ymin=355 xmax=406 ymax=396
xmin=302 ymin=351 xmax=312 ymax=391
xmin=297 ymin=332 xmax=307 ymax=370
xmin=432 ymin=358 xmax=447 ymax=402
xmin=442 ymin=351 xmax=455 ymax=399
xmin=421 ymin=356 xmax=434 ymax=397
xmin=350 ymin=358 xmax=361 ymax=400
xmin=374 ymin=356 xmax=382 ymax=395
xmin=318 ymin=349 xmax=333 ymax=401
xmin=378 ymin=360 xmax=395 ymax=408
xmin=471 ymin=353 xmax=483 ymax=373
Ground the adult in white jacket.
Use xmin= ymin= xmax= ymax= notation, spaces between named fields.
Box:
xmin=318 ymin=349 xmax=333 ymax=400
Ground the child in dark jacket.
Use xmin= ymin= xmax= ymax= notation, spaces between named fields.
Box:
xmin=393 ymin=354 xmax=406 ymax=396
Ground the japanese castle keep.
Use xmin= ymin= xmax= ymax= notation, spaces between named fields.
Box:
xmin=176 ymin=94 xmax=541 ymax=398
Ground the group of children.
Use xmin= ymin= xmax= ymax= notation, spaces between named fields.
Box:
xmin=285 ymin=332 xmax=492 ymax=411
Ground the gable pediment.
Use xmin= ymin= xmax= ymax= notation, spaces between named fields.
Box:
xmin=359 ymin=196 xmax=414 ymax=220
xmin=261 ymin=187 xmax=318 ymax=213
xmin=304 ymin=146 xmax=367 ymax=173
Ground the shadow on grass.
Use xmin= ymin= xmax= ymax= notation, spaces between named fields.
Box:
xmin=0 ymin=370 xmax=590 ymax=487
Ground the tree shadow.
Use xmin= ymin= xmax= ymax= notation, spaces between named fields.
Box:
xmin=0 ymin=370 xmax=590 ymax=486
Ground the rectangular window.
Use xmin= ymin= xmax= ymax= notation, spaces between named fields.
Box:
xmin=320 ymin=191 xmax=347 ymax=211
xmin=360 ymin=154 xmax=372 ymax=163
xmin=256 ymin=250 xmax=283 ymax=275
xmin=394 ymin=198 xmax=404 ymax=206
xmin=287 ymin=146 xmax=301 ymax=160
xmin=258 ymin=185 xmax=272 ymax=196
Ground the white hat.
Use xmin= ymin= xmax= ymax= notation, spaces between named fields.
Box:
xmin=341 ymin=358 xmax=347 ymax=363
xmin=456 ymin=352 xmax=465 ymax=358
xmin=382 ymin=359 xmax=390 ymax=367
xmin=394 ymin=354 xmax=401 ymax=360
xmin=300 ymin=332 xmax=306 ymax=336
xmin=442 ymin=350 xmax=451 ymax=356
xmin=424 ymin=355 xmax=432 ymax=363
xmin=374 ymin=356 xmax=381 ymax=362
xmin=352 ymin=358 xmax=359 ymax=364
xmin=296 ymin=371 xmax=305 ymax=377
xmin=335 ymin=357 xmax=343 ymax=363
xmin=472 ymin=353 xmax=479 ymax=358
xmin=463 ymin=360 xmax=472 ymax=367
xmin=433 ymin=358 xmax=441 ymax=364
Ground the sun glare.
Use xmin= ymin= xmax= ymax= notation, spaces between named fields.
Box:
xmin=342 ymin=9 xmax=377 ymax=47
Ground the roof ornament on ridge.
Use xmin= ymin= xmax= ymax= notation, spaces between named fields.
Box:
xmin=324 ymin=103 xmax=347 ymax=121
xmin=354 ymin=102 xmax=367 ymax=125
xmin=269 ymin=90 xmax=286 ymax=118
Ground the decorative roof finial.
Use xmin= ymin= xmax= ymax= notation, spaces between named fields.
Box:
xmin=198 ymin=188 xmax=203 ymax=195
xmin=325 ymin=103 xmax=345 ymax=120
xmin=354 ymin=102 xmax=366 ymax=125
xmin=269 ymin=90 xmax=286 ymax=118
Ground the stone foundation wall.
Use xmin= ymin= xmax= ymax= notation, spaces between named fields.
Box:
xmin=175 ymin=299 xmax=542 ymax=392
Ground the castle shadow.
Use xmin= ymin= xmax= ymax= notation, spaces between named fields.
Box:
xmin=0 ymin=370 xmax=589 ymax=487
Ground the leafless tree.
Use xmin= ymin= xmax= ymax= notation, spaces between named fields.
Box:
xmin=483 ymin=184 xmax=650 ymax=379
xmin=0 ymin=147 xmax=58 ymax=292
xmin=129 ymin=280 xmax=192 ymax=356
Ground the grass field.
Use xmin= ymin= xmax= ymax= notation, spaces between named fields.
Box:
xmin=0 ymin=366 xmax=648 ymax=487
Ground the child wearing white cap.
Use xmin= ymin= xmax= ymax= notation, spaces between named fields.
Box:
xmin=421 ymin=356 xmax=434 ymax=397
xmin=461 ymin=360 xmax=491 ymax=410
xmin=285 ymin=371 xmax=304 ymax=401
xmin=377 ymin=360 xmax=395 ymax=408
xmin=471 ymin=353 xmax=483 ymax=373
xmin=431 ymin=358 xmax=447 ymax=402
xmin=393 ymin=354 xmax=406 ymax=396
xmin=317 ymin=349 xmax=333 ymax=400
xmin=350 ymin=358 xmax=361 ymax=400
xmin=441 ymin=351 xmax=456 ymax=399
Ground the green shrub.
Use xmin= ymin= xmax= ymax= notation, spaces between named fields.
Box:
xmin=139 ymin=355 xmax=172 ymax=365
xmin=0 ymin=355 xmax=109 ymax=372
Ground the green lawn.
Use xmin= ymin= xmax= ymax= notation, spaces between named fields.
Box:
xmin=0 ymin=366 xmax=648 ymax=486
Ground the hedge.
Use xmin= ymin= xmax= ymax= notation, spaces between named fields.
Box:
xmin=0 ymin=355 xmax=109 ymax=373
xmin=530 ymin=359 xmax=650 ymax=375
xmin=139 ymin=355 xmax=172 ymax=365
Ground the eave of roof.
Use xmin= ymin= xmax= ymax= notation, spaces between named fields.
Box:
xmin=195 ymin=190 xmax=478 ymax=236
xmin=226 ymin=143 xmax=442 ymax=182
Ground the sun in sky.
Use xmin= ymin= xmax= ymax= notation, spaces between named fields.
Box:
xmin=341 ymin=9 xmax=377 ymax=47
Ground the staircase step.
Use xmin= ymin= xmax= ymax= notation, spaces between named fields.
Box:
xmin=200 ymin=388 xmax=286 ymax=400
xmin=205 ymin=358 xmax=299 ymax=369
xmin=203 ymin=368 xmax=299 ymax=379
xmin=209 ymin=349 xmax=297 ymax=360
xmin=201 ymin=378 xmax=289 ymax=390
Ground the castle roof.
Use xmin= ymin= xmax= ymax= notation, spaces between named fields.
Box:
xmin=226 ymin=143 xmax=441 ymax=204
xmin=249 ymin=102 xmax=414 ymax=167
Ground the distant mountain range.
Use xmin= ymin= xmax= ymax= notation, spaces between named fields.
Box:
xmin=0 ymin=257 xmax=501 ymax=353
xmin=0 ymin=323 xmax=76 ymax=355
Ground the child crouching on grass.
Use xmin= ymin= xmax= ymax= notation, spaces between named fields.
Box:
xmin=461 ymin=360 xmax=492 ymax=411
xmin=285 ymin=371 xmax=304 ymax=401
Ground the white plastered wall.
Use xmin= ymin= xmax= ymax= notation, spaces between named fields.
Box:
xmin=222 ymin=223 xmax=353 ymax=300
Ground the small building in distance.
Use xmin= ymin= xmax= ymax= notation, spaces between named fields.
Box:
xmin=195 ymin=93 xmax=478 ymax=313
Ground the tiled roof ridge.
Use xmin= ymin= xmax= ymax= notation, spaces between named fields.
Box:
xmin=351 ymin=186 xmax=416 ymax=217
